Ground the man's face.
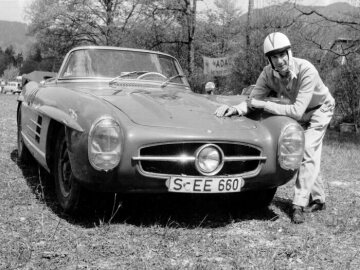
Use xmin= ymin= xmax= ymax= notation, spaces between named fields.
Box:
xmin=270 ymin=51 xmax=289 ymax=75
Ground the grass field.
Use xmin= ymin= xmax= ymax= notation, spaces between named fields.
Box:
xmin=1 ymin=93 xmax=359 ymax=269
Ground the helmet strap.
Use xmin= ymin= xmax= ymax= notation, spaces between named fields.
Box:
xmin=267 ymin=49 xmax=291 ymax=74
xmin=267 ymin=56 xmax=275 ymax=70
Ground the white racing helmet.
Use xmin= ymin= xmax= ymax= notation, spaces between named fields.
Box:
xmin=264 ymin=32 xmax=291 ymax=57
xmin=264 ymin=32 xmax=292 ymax=71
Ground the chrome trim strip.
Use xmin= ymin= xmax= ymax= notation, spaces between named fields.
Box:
xmin=30 ymin=119 xmax=41 ymax=128
xmin=132 ymin=155 xmax=267 ymax=162
xmin=26 ymin=125 xmax=41 ymax=138
xmin=136 ymin=165 xmax=262 ymax=179
xmin=224 ymin=156 xmax=267 ymax=161
xmin=132 ymin=156 xmax=195 ymax=162
xmin=135 ymin=140 xmax=263 ymax=153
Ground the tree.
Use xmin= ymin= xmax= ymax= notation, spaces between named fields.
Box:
xmin=194 ymin=0 xmax=242 ymax=93
xmin=199 ymin=0 xmax=242 ymax=57
xmin=137 ymin=0 xmax=200 ymax=76
xmin=15 ymin=53 xmax=24 ymax=68
xmin=19 ymin=43 xmax=59 ymax=74
xmin=0 ymin=52 xmax=8 ymax=76
xmin=4 ymin=45 xmax=16 ymax=65
xmin=292 ymin=3 xmax=360 ymax=58
xmin=20 ymin=59 xmax=39 ymax=75
xmin=333 ymin=59 xmax=360 ymax=132
xmin=0 ymin=46 xmax=18 ymax=76
xmin=2 ymin=65 xmax=19 ymax=81
xmin=26 ymin=0 xmax=144 ymax=57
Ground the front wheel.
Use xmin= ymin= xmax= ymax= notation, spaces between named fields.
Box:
xmin=54 ymin=130 xmax=83 ymax=213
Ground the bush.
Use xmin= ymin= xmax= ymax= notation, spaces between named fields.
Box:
xmin=333 ymin=59 xmax=360 ymax=132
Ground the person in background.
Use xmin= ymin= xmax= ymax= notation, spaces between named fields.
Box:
xmin=214 ymin=32 xmax=335 ymax=224
xmin=205 ymin=81 xmax=216 ymax=95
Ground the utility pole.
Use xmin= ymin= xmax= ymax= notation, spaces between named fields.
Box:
xmin=245 ymin=0 xmax=254 ymax=84
xmin=187 ymin=0 xmax=197 ymax=77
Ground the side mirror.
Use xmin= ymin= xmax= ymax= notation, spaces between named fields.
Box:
xmin=40 ymin=75 xmax=56 ymax=85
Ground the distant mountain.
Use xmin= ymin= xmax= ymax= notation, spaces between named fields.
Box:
xmin=313 ymin=2 xmax=355 ymax=18
xmin=0 ymin=20 xmax=34 ymax=54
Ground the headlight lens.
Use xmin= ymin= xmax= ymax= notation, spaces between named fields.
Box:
xmin=88 ymin=117 xmax=122 ymax=171
xmin=278 ymin=124 xmax=305 ymax=170
xmin=195 ymin=144 xmax=224 ymax=176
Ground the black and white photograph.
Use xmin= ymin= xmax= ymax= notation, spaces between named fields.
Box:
xmin=0 ymin=0 xmax=359 ymax=269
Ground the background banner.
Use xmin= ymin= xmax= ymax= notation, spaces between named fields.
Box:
xmin=203 ymin=56 xmax=232 ymax=76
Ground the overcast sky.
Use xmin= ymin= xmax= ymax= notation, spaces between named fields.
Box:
xmin=198 ymin=0 xmax=352 ymax=13
xmin=0 ymin=0 xmax=30 ymax=22
xmin=0 ymin=0 xmax=354 ymax=23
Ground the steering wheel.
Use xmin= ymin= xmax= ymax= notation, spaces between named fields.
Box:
xmin=137 ymin=72 xmax=167 ymax=80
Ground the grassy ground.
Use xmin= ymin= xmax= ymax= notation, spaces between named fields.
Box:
xmin=0 ymin=93 xmax=359 ymax=270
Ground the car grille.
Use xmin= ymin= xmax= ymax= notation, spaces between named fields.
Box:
xmin=133 ymin=142 xmax=266 ymax=177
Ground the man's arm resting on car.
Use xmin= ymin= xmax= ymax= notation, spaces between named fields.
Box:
xmin=214 ymin=101 xmax=249 ymax=117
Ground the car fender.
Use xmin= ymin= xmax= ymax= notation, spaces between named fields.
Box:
xmin=29 ymin=85 xmax=133 ymax=177
xmin=245 ymin=110 xmax=303 ymax=183
xmin=256 ymin=112 xmax=299 ymax=135
xmin=37 ymin=105 xmax=84 ymax=132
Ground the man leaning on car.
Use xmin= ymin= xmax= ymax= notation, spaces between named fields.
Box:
xmin=215 ymin=32 xmax=335 ymax=224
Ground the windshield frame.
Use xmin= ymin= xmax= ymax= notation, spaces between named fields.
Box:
xmin=57 ymin=46 xmax=189 ymax=87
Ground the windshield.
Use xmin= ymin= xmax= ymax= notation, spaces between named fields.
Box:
xmin=59 ymin=48 xmax=186 ymax=85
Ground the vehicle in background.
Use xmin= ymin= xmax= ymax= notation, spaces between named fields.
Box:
xmin=3 ymin=81 xmax=21 ymax=94
xmin=0 ymin=80 xmax=5 ymax=92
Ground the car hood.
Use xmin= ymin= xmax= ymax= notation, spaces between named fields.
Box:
xmin=100 ymin=88 xmax=255 ymax=130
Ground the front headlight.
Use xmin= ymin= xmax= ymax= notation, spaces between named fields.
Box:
xmin=195 ymin=144 xmax=224 ymax=176
xmin=88 ymin=116 xmax=122 ymax=171
xmin=278 ymin=123 xmax=305 ymax=170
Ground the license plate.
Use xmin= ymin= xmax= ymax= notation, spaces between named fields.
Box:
xmin=168 ymin=177 xmax=243 ymax=193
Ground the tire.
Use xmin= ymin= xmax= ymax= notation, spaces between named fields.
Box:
xmin=232 ymin=187 xmax=277 ymax=211
xmin=17 ymin=107 xmax=34 ymax=164
xmin=54 ymin=130 xmax=83 ymax=213
xmin=245 ymin=187 xmax=277 ymax=209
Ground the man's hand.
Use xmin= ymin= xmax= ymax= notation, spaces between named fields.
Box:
xmin=214 ymin=105 xmax=237 ymax=117
xmin=246 ymin=98 xmax=266 ymax=109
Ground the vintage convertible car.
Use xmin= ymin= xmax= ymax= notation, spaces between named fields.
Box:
xmin=17 ymin=46 xmax=304 ymax=213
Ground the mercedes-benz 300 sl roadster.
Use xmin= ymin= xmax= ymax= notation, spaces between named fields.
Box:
xmin=17 ymin=46 xmax=304 ymax=213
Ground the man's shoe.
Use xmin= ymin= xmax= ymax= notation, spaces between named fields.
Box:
xmin=304 ymin=199 xmax=326 ymax=213
xmin=291 ymin=206 xmax=305 ymax=224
